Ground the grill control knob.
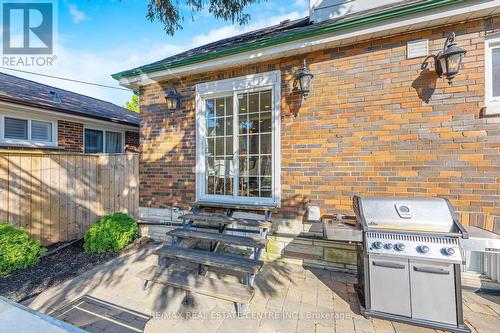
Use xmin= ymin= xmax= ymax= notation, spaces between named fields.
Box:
xmin=384 ymin=243 xmax=393 ymax=250
xmin=394 ymin=243 xmax=405 ymax=252
xmin=372 ymin=241 xmax=383 ymax=250
xmin=417 ymin=245 xmax=430 ymax=254
xmin=442 ymin=247 xmax=455 ymax=256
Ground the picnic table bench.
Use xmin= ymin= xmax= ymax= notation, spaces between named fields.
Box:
xmin=137 ymin=204 xmax=273 ymax=316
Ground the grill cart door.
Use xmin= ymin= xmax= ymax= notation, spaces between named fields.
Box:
xmin=409 ymin=259 xmax=457 ymax=325
xmin=369 ymin=255 xmax=411 ymax=317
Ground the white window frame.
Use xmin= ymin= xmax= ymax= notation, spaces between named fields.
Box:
xmin=195 ymin=70 xmax=281 ymax=207
xmin=485 ymin=34 xmax=500 ymax=115
xmin=0 ymin=114 xmax=57 ymax=147
xmin=84 ymin=127 xmax=124 ymax=154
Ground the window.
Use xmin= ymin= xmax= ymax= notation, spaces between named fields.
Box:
xmin=1 ymin=116 xmax=55 ymax=145
xmin=31 ymin=120 xmax=52 ymax=142
xmin=196 ymin=71 xmax=281 ymax=207
xmin=485 ymin=35 xmax=500 ymax=115
xmin=84 ymin=129 xmax=103 ymax=153
xmin=4 ymin=117 xmax=28 ymax=140
xmin=105 ymin=131 xmax=123 ymax=153
xmin=84 ymin=129 xmax=123 ymax=153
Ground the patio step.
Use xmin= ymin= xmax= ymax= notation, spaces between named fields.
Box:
xmin=179 ymin=213 xmax=272 ymax=229
xmin=167 ymin=228 xmax=268 ymax=249
xmin=138 ymin=265 xmax=255 ymax=305
xmin=155 ymin=246 xmax=263 ymax=274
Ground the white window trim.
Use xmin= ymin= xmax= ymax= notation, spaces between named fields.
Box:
xmin=195 ymin=70 xmax=281 ymax=207
xmin=485 ymin=34 xmax=500 ymax=116
xmin=83 ymin=127 xmax=125 ymax=154
xmin=0 ymin=113 xmax=57 ymax=147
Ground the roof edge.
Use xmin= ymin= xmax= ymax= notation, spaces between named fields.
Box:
xmin=112 ymin=0 xmax=464 ymax=81
xmin=0 ymin=96 xmax=140 ymax=127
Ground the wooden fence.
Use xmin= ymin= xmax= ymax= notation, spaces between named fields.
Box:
xmin=0 ymin=152 xmax=139 ymax=245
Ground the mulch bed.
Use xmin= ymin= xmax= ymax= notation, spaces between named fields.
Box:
xmin=0 ymin=237 xmax=152 ymax=303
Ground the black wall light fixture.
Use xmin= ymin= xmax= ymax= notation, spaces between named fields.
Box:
xmin=426 ymin=33 xmax=467 ymax=85
xmin=165 ymin=86 xmax=181 ymax=110
xmin=294 ymin=59 xmax=314 ymax=100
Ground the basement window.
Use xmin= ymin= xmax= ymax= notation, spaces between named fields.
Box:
xmin=195 ymin=70 xmax=281 ymax=207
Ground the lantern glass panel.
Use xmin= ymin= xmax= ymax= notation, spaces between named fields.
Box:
xmin=446 ymin=53 xmax=462 ymax=75
xmin=299 ymin=74 xmax=312 ymax=92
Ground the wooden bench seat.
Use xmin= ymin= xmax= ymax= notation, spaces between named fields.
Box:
xmin=167 ymin=229 xmax=268 ymax=249
xmin=137 ymin=265 xmax=254 ymax=315
xmin=179 ymin=213 xmax=272 ymax=229
xmin=155 ymin=246 xmax=263 ymax=274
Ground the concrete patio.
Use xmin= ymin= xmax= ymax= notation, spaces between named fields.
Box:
xmin=26 ymin=244 xmax=500 ymax=333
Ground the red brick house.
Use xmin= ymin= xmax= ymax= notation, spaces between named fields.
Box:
xmin=114 ymin=0 xmax=499 ymax=235
xmin=0 ymin=72 xmax=139 ymax=153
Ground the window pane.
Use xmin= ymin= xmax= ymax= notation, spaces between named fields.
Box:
xmin=261 ymin=177 xmax=272 ymax=197
xmin=216 ymin=98 xmax=225 ymax=117
xmin=226 ymin=97 xmax=233 ymax=115
xmin=239 ymin=135 xmax=248 ymax=155
xmin=239 ymin=156 xmax=248 ymax=176
xmin=31 ymin=120 xmax=52 ymax=142
xmin=261 ymin=91 xmax=272 ymax=111
xmin=260 ymin=156 xmax=272 ymax=176
xmin=238 ymin=94 xmax=247 ymax=114
xmin=207 ymin=138 xmax=214 ymax=156
xmin=105 ymin=131 xmax=122 ymax=153
xmin=249 ymin=177 xmax=259 ymax=197
xmin=215 ymin=118 xmax=224 ymax=136
xmin=239 ymin=177 xmax=248 ymax=196
xmin=225 ymin=177 xmax=233 ymax=194
xmin=215 ymin=177 xmax=224 ymax=195
xmin=84 ymin=129 xmax=103 ymax=153
xmin=238 ymin=115 xmax=248 ymax=134
xmin=206 ymin=99 xmax=215 ymax=118
xmin=225 ymin=137 xmax=233 ymax=156
xmin=260 ymin=112 xmax=272 ymax=133
xmin=206 ymin=176 xmax=215 ymax=194
xmin=261 ymin=134 xmax=272 ymax=154
xmin=249 ymin=93 xmax=259 ymax=113
xmin=207 ymin=118 xmax=217 ymax=137
xmin=207 ymin=157 xmax=214 ymax=175
xmin=249 ymin=156 xmax=258 ymax=175
xmin=4 ymin=117 xmax=27 ymax=140
xmin=249 ymin=134 xmax=259 ymax=155
xmin=215 ymin=137 xmax=224 ymax=156
xmin=248 ymin=113 xmax=259 ymax=134
xmin=493 ymin=48 xmax=500 ymax=97
xmin=225 ymin=116 xmax=233 ymax=136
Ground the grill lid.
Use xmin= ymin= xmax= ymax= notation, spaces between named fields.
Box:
xmin=354 ymin=197 xmax=456 ymax=233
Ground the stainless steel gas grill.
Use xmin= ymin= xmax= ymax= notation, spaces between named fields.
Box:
xmin=353 ymin=196 xmax=470 ymax=333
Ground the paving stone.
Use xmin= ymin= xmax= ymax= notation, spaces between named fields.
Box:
xmin=371 ymin=318 xmax=396 ymax=333
xmin=353 ymin=317 xmax=376 ymax=333
xmin=392 ymin=322 xmax=437 ymax=333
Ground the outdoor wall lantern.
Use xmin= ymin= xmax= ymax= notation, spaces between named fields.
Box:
xmin=165 ymin=86 xmax=181 ymax=110
xmin=432 ymin=33 xmax=467 ymax=84
xmin=295 ymin=59 xmax=314 ymax=100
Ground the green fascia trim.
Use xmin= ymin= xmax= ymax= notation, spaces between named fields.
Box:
xmin=112 ymin=0 xmax=465 ymax=80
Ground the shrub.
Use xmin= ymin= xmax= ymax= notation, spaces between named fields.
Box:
xmin=83 ymin=212 xmax=138 ymax=253
xmin=0 ymin=224 xmax=46 ymax=277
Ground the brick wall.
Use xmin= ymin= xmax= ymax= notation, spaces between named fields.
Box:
xmin=125 ymin=131 xmax=140 ymax=152
xmin=57 ymin=120 xmax=84 ymax=152
xmin=139 ymin=18 xmax=500 ymax=233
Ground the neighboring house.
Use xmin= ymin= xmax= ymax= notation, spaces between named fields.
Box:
xmin=0 ymin=72 xmax=139 ymax=153
xmin=113 ymin=0 xmax=500 ymax=236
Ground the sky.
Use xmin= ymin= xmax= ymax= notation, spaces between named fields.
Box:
xmin=3 ymin=0 xmax=309 ymax=107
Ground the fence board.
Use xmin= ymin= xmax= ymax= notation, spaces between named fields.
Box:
xmin=0 ymin=152 xmax=139 ymax=245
